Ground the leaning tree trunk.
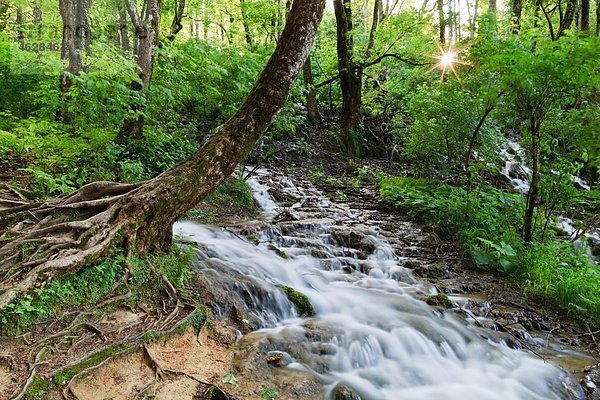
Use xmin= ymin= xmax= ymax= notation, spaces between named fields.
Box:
xmin=0 ymin=0 xmax=326 ymax=310
xmin=119 ymin=0 xmax=163 ymax=138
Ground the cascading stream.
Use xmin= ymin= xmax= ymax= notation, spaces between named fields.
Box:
xmin=174 ymin=170 xmax=582 ymax=400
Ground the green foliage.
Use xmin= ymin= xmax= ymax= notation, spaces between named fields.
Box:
xmin=261 ymin=388 xmax=279 ymax=399
xmin=222 ymin=373 xmax=238 ymax=385
xmin=204 ymin=177 xmax=256 ymax=211
xmin=0 ymin=248 xmax=194 ymax=336
xmin=381 ymin=176 xmax=600 ymax=327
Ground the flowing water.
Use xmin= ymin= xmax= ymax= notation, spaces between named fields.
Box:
xmin=174 ymin=170 xmax=584 ymax=400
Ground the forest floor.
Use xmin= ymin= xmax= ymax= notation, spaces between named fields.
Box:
xmin=1 ymin=124 xmax=599 ymax=399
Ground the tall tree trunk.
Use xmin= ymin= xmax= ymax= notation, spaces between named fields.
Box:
xmin=57 ymin=0 xmax=91 ymax=124
xmin=16 ymin=7 xmax=24 ymax=41
xmin=334 ymin=0 xmax=361 ymax=130
xmin=0 ymin=0 xmax=326 ymax=311
xmin=558 ymin=0 xmax=577 ymax=36
xmin=33 ymin=1 xmax=42 ymax=36
xmin=120 ymin=0 xmax=163 ymax=138
xmin=117 ymin=0 xmax=130 ymax=51
xmin=303 ymin=56 xmax=320 ymax=124
xmin=366 ymin=0 xmax=381 ymax=57
xmin=511 ymin=0 xmax=522 ymax=32
xmin=168 ymin=0 xmax=186 ymax=41
xmin=240 ymin=0 xmax=254 ymax=50
xmin=597 ymin=0 xmax=600 ymax=35
xmin=437 ymin=0 xmax=445 ymax=43
xmin=488 ymin=0 xmax=496 ymax=15
xmin=579 ymin=0 xmax=589 ymax=31
xmin=524 ymin=112 xmax=541 ymax=244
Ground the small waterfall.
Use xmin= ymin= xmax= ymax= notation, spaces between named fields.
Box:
xmin=174 ymin=170 xmax=584 ymax=400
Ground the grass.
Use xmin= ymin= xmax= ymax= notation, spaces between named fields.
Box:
xmin=0 ymin=247 xmax=194 ymax=336
xmin=380 ymin=176 xmax=600 ymax=328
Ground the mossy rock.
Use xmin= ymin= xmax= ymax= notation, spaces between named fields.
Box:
xmin=414 ymin=263 xmax=445 ymax=279
xmin=280 ymin=286 xmax=315 ymax=317
xmin=426 ymin=293 xmax=453 ymax=309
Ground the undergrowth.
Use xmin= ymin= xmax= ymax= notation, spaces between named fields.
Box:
xmin=0 ymin=247 xmax=194 ymax=336
xmin=380 ymin=176 xmax=600 ymax=327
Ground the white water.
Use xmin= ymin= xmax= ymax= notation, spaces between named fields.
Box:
xmin=174 ymin=171 xmax=581 ymax=400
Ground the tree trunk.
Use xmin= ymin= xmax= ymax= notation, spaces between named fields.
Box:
xmin=437 ymin=0 xmax=445 ymax=44
xmin=558 ymin=0 xmax=577 ymax=36
xmin=579 ymin=0 xmax=589 ymax=31
xmin=0 ymin=0 xmax=326 ymax=311
xmin=511 ymin=0 xmax=522 ymax=32
xmin=168 ymin=0 xmax=186 ymax=41
xmin=523 ymin=112 xmax=541 ymax=244
xmin=240 ymin=0 xmax=254 ymax=50
xmin=119 ymin=0 xmax=163 ymax=138
xmin=303 ymin=56 xmax=320 ymax=124
xmin=334 ymin=0 xmax=362 ymax=130
xmin=57 ymin=0 xmax=91 ymax=124
xmin=366 ymin=0 xmax=381 ymax=57
xmin=488 ymin=0 xmax=496 ymax=15
xmin=597 ymin=0 xmax=600 ymax=35
xmin=117 ymin=0 xmax=130 ymax=51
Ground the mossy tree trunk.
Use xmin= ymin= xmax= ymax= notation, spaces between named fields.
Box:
xmin=0 ymin=0 xmax=326 ymax=310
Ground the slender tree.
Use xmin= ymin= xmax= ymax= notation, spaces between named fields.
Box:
xmin=0 ymin=0 xmax=326 ymax=310
xmin=303 ymin=56 xmax=320 ymax=124
xmin=437 ymin=0 xmax=445 ymax=43
xmin=119 ymin=0 xmax=163 ymax=137
xmin=57 ymin=0 xmax=91 ymax=124
xmin=334 ymin=0 xmax=362 ymax=129
xmin=579 ymin=0 xmax=589 ymax=32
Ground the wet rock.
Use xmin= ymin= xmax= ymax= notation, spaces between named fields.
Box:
xmin=280 ymin=285 xmax=315 ymax=317
xmin=426 ymin=294 xmax=454 ymax=309
xmin=266 ymin=351 xmax=293 ymax=367
xmin=310 ymin=343 xmax=337 ymax=355
xmin=332 ymin=385 xmax=362 ymax=400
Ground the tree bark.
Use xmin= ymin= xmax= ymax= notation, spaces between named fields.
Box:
xmin=0 ymin=0 xmax=325 ymax=311
xmin=366 ymin=0 xmax=381 ymax=57
xmin=167 ymin=0 xmax=186 ymax=41
xmin=303 ymin=56 xmax=320 ymax=124
xmin=524 ymin=111 xmax=542 ymax=244
xmin=510 ymin=0 xmax=522 ymax=32
xmin=119 ymin=0 xmax=163 ymax=138
xmin=579 ymin=0 xmax=589 ymax=31
xmin=334 ymin=0 xmax=362 ymax=130
xmin=57 ymin=0 xmax=91 ymax=124
xmin=558 ymin=0 xmax=577 ymax=36
xmin=117 ymin=0 xmax=130 ymax=51
xmin=240 ymin=0 xmax=254 ymax=50
xmin=437 ymin=0 xmax=445 ymax=44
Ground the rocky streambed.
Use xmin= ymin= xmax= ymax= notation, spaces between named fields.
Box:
xmin=4 ymin=168 xmax=597 ymax=400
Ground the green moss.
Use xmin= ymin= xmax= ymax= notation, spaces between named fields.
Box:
xmin=426 ymin=294 xmax=454 ymax=309
xmin=414 ymin=263 xmax=445 ymax=279
xmin=280 ymin=286 xmax=315 ymax=317
xmin=52 ymin=343 xmax=132 ymax=387
xmin=24 ymin=375 xmax=53 ymax=400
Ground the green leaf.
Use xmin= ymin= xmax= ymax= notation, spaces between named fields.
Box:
xmin=221 ymin=373 xmax=238 ymax=385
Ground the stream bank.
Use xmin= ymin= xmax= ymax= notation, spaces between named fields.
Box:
xmin=1 ymin=161 xmax=598 ymax=399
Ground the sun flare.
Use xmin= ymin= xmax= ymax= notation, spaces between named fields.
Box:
xmin=429 ymin=44 xmax=465 ymax=81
